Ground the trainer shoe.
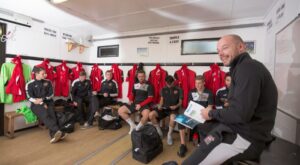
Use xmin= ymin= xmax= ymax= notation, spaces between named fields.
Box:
xmin=50 ymin=131 xmax=62 ymax=143
xmin=81 ymin=122 xmax=92 ymax=129
xmin=60 ymin=132 xmax=68 ymax=140
xmin=177 ymin=144 xmax=187 ymax=157
xmin=167 ymin=134 xmax=173 ymax=145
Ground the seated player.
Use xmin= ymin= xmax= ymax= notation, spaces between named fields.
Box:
xmin=71 ymin=71 xmax=99 ymax=129
xmin=177 ymin=75 xmax=213 ymax=157
xmin=149 ymin=75 xmax=183 ymax=145
xmin=215 ymin=73 xmax=231 ymax=109
xmin=26 ymin=67 xmax=67 ymax=143
xmin=118 ymin=70 xmax=154 ymax=134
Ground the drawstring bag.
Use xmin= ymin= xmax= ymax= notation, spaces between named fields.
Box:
xmin=16 ymin=105 xmax=38 ymax=124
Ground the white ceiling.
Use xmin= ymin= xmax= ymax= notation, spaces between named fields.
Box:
xmin=0 ymin=0 xmax=277 ymax=37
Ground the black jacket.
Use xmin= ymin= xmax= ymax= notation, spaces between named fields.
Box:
xmin=71 ymin=79 xmax=92 ymax=102
xmin=209 ymin=52 xmax=278 ymax=143
xmin=26 ymin=79 xmax=54 ymax=104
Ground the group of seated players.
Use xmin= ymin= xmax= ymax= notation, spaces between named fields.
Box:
xmin=27 ymin=66 xmax=231 ymax=158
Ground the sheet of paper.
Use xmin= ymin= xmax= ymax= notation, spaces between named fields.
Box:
xmin=184 ymin=101 xmax=206 ymax=123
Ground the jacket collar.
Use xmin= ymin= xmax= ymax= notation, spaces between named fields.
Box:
xmin=230 ymin=52 xmax=251 ymax=71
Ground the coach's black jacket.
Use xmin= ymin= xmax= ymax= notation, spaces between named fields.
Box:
xmin=209 ymin=52 xmax=278 ymax=143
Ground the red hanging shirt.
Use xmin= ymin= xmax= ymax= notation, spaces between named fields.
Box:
xmin=203 ymin=64 xmax=226 ymax=98
xmin=174 ymin=64 xmax=196 ymax=108
xmin=6 ymin=56 xmax=26 ymax=102
xmin=54 ymin=61 xmax=72 ymax=97
xmin=148 ymin=64 xmax=168 ymax=104
xmin=90 ymin=64 xmax=103 ymax=92
xmin=126 ymin=64 xmax=138 ymax=100
xmin=111 ymin=64 xmax=124 ymax=98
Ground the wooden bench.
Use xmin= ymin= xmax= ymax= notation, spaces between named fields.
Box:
xmin=4 ymin=111 xmax=43 ymax=138
xmin=4 ymin=106 xmax=65 ymax=139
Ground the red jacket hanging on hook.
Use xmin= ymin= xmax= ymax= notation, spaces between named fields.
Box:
xmin=148 ymin=64 xmax=168 ymax=104
xmin=31 ymin=59 xmax=55 ymax=82
xmin=71 ymin=62 xmax=85 ymax=82
xmin=174 ymin=64 xmax=196 ymax=108
xmin=6 ymin=56 xmax=26 ymax=102
xmin=203 ymin=63 xmax=226 ymax=98
xmin=90 ymin=64 xmax=103 ymax=92
xmin=54 ymin=61 xmax=72 ymax=97
xmin=111 ymin=64 xmax=123 ymax=98
xmin=126 ymin=64 xmax=138 ymax=100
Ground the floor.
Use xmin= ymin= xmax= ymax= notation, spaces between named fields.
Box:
xmin=0 ymin=123 xmax=194 ymax=165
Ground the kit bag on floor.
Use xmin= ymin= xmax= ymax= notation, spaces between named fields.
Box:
xmin=56 ymin=111 xmax=76 ymax=133
xmin=98 ymin=108 xmax=122 ymax=130
xmin=131 ymin=124 xmax=163 ymax=164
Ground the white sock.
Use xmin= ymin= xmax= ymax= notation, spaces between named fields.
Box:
xmin=126 ymin=118 xmax=135 ymax=127
xmin=154 ymin=124 xmax=163 ymax=138
xmin=168 ymin=126 xmax=173 ymax=136
xmin=135 ymin=122 xmax=143 ymax=131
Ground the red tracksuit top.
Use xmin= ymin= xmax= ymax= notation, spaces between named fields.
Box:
xmin=111 ymin=64 xmax=123 ymax=98
xmin=203 ymin=64 xmax=226 ymax=98
xmin=5 ymin=56 xmax=26 ymax=102
xmin=148 ymin=64 xmax=168 ymax=104
xmin=54 ymin=61 xmax=71 ymax=97
xmin=126 ymin=64 xmax=138 ymax=100
xmin=71 ymin=62 xmax=85 ymax=83
xmin=90 ymin=64 xmax=103 ymax=92
xmin=31 ymin=59 xmax=55 ymax=82
xmin=174 ymin=64 xmax=196 ymax=108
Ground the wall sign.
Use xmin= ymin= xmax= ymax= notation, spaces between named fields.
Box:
xmin=61 ymin=32 xmax=72 ymax=40
xmin=169 ymin=36 xmax=179 ymax=44
xmin=44 ymin=27 xmax=57 ymax=38
xmin=148 ymin=36 xmax=160 ymax=44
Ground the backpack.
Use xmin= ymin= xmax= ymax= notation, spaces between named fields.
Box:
xmin=131 ymin=124 xmax=163 ymax=164
xmin=56 ymin=111 xmax=76 ymax=133
xmin=98 ymin=108 xmax=122 ymax=130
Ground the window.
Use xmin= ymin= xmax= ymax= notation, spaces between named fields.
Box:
xmin=181 ymin=38 xmax=219 ymax=55
xmin=97 ymin=45 xmax=119 ymax=58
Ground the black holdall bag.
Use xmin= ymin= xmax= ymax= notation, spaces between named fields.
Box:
xmin=131 ymin=124 xmax=163 ymax=164
xmin=56 ymin=111 xmax=76 ymax=133
xmin=98 ymin=108 xmax=122 ymax=130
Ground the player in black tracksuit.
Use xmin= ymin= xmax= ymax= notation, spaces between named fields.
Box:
xmin=215 ymin=73 xmax=231 ymax=109
xmin=26 ymin=67 xmax=66 ymax=143
xmin=98 ymin=70 xmax=118 ymax=108
xmin=182 ymin=35 xmax=278 ymax=165
xmin=71 ymin=71 xmax=99 ymax=128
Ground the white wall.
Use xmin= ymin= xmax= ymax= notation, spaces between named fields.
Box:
xmin=1 ymin=19 xmax=91 ymax=130
xmin=264 ymin=0 xmax=300 ymax=144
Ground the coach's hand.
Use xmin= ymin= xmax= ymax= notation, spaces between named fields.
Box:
xmin=201 ymin=108 xmax=212 ymax=120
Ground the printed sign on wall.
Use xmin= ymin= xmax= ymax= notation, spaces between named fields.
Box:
xmin=169 ymin=36 xmax=180 ymax=44
xmin=148 ymin=36 xmax=160 ymax=44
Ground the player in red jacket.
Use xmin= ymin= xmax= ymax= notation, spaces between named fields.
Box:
xmin=148 ymin=64 xmax=168 ymax=104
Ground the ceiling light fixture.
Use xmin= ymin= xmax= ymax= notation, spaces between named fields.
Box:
xmin=50 ymin=0 xmax=68 ymax=4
